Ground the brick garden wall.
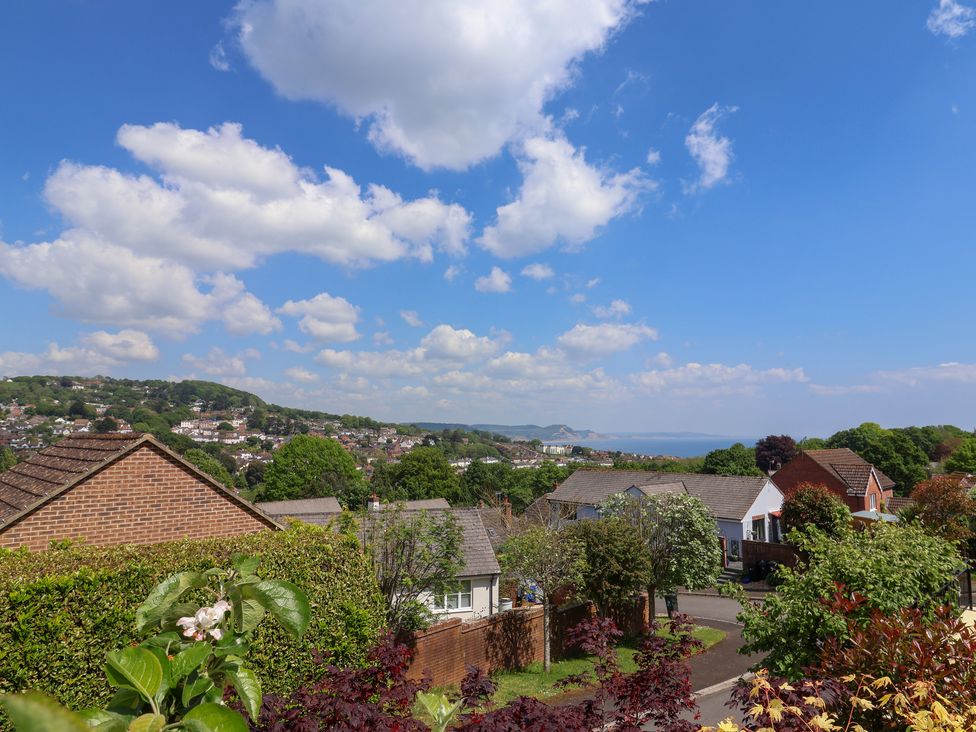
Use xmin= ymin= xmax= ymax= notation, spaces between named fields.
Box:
xmin=0 ymin=443 xmax=274 ymax=551
xmin=407 ymin=593 xmax=650 ymax=686
xmin=741 ymin=539 xmax=800 ymax=572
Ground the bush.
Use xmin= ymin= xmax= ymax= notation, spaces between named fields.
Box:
xmin=0 ymin=523 xmax=384 ymax=712
xmin=780 ymin=482 xmax=850 ymax=538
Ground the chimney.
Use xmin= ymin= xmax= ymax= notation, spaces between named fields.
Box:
xmin=502 ymin=496 xmax=512 ymax=522
xmin=369 ymin=493 xmax=380 ymax=511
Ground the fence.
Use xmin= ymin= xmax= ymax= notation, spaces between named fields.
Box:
xmin=741 ymin=539 xmax=800 ymax=572
xmin=407 ymin=593 xmax=650 ymax=686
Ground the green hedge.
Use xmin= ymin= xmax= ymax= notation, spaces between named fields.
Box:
xmin=0 ymin=523 xmax=385 ymax=711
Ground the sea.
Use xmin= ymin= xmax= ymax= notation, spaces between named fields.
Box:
xmin=544 ymin=436 xmax=759 ymax=459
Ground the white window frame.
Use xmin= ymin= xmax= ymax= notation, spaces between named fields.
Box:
xmin=869 ymin=493 xmax=877 ymax=510
xmin=751 ymin=517 xmax=766 ymax=542
xmin=432 ymin=579 xmax=473 ymax=612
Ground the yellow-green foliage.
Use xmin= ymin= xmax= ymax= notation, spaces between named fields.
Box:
xmin=0 ymin=523 xmax=384 ymax=712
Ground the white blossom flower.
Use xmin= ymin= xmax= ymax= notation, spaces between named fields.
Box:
xmin=176 ymin=600 xmax=231 ymax=641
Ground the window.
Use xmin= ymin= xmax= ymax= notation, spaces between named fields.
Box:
xmin=432 ymin=580 xmax=472 ymax=612
xmin=751 ymin=517 xmax=766 ymax=542
xmin=869 ymin=494 xmax=877 ymax=510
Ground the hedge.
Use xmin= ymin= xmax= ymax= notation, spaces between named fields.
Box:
xmin=0 ymin=523 xmax=385 ymax=712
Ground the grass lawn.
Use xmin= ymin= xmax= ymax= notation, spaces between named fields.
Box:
xmin=420 ymin=624 xmax=727 ymax=716
xmin=488 ymin=625 xmax=726 ymax=706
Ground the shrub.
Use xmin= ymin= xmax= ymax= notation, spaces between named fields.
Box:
xmin=0 ymin=523 xmax=384 ymax=711
xmin=780 ymin=482 xmax=850 ymax=538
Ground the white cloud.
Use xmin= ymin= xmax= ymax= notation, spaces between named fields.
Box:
xmin=633 ymin=361 xmax=807 ymax=396
xmin=645 ymin=147 xmax=661 ymax=165
xmin=284 ymin=366 xmax=319 ymax=383
xmin=420 ymin=324 xmax=501 ymax=363
xmin=400 ymin=310 xmax=424 ymax=327
xmin=277 ymin=293 xmax=360 ymax=342
xmin=557 ymin=322 xmax=658 ymax=358
xmin=521 ymin=263 xmax=555 ymax=280
xmin=81 ymin=329 xmax=159 ymax=362
xmin=876 ymin=361 xmax=976 ymax=385
xmin=444 ymin=264 xmax=463 ymax=282
xmin=474 ymin=267 xmax=512 ymax=293
xmin=649 ymin=351 xmax=673 ymax=368
xmin=373 ymin=331 xmax=394 ymax=345
xmin=234 ymin=0 xmax=642 ymax=169
xmin=209 ymin=42 xmax=231 ymax=71
xmin=182 ymin=347 xmax=258 ymax=377
xmin=315 ymin=348 xmax=424 ymax=377
xmin=684 ymin=103 xmax=737 ymax=192
xmin=928 ymin=0 xmax=975 ymax=38
xmin=207 ymin=273 xmax=282 ymax=335
xmin=592 ymin=299 xmax=631 ymax=319
xmin=808 ymin=383 xmax=883 ymax=396
xmin=282 ymin=339 xmax=314 ymax=353
xmin=586 ymin=277 xmax=601 ymax=289
xmin=570 ymin=293 xmax=587 ymax=303
xmin=479 ymin=136 xmax=647 ymax=258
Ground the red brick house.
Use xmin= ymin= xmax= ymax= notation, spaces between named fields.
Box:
xmin=771 ymin=448 xmax=896 ymax=513
xmin=0 ymin=433 xmax=279 ymax=551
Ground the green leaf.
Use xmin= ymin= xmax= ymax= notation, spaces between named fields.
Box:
xmin=181 ymin=676 xmax=214 ymax=708
xmin=105 ymin=648 xmax=164 ymax=705
xmin=0 ymin=692 xmax=88 ymax=732
xmin=135 ymin=572 xmax=208 ymax=633
xmin=182 ymin=703 xmax=248 ymax=732
xmin=241 ymin=581 xmax=310 ymax=637
xmin=226 ymin=668 xmax=261 ymax=722
xmin=126 ymin=714 xmax=165 ymax=732
xmin=230 ymin=555 xmax=260 ymax=577
xmin=212 ymin=635 xmax=249 ymax=659
xmin=103 ymin=688 xmax=144 ymax=717
xmin=79 ymin=709 xmax=132 ymax=732
xmin=170 ymin=643 xmax=211 ymax=682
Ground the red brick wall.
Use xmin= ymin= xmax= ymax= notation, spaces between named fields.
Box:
xmin=407 ymin=594 xmax=650 ymax=686
xmin=0 ymin=443 xmax=274 ymax=551
xmin=772 ymin=453 xmax=862 ymax=512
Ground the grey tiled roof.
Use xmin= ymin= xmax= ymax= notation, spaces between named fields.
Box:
xmin=256 ymin=497 xmax=342 ymax=516
xmin=398 ymin=498 xmax=451 ymax=510
xmin=804 ymin=448 xmax=896 ymax=493
xmin=451 ymin=507 xmax=502 ymax=577
xmin=550 ymin=469 xmax=777 ymax=521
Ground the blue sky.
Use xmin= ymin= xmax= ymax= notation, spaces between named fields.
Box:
xmin=1 ymin=0 xmax=974 ymax=435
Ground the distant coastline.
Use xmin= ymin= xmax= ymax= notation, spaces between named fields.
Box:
xmin=544 ymin=434 xmax=759 ymax=459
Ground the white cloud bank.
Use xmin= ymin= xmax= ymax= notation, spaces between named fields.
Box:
xmin=0 ymin=329 xmax=160 ymax=377
xmin=277 ymin=293 xmax=361 ymax=343
xmin=474 ymin=267 xmax=513 ymax=293
xmin=233 ymin=0 xmax=643 ymax=169
xmin=557 ymin=322 xmax=658 ymax=358
xmin=633 ymin=362 xmax=808 ymax=396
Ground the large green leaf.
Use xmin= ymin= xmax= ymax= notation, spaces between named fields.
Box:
xmin=105 ymin=648 xmax=163 ymax=705
xmin=103 ymin=688 xmax=143 ymax=717
xmin=0 ymin=692 xmax=88 ymax=732
xmin=226 ymin=668 xmax=261 ymax=722
xmin=78 ymin=709 xmax=132 ymax=732
xmin=170 ymin=643 xmax=211 ymax=682
xmin=230 ymin=555 xmax=260 ymax=577
xmin=241 ymin=581 xmax=310 ymax=638
xmin=181 ymin=703 xmax=248 ymax=732
xmin=126 ymin=714 xmax=165 ymax=732
xmin=135 ymin=572 xmax=208 ymax=632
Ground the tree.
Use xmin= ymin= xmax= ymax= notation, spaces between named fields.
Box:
xmin=568 ymin=517 xmax=651 ymax=618
xmin=754 ymin=434 xmax=796 ymax=473
xmin=388 ymin=447 xmax=461 ymax=503
xmin=93 ymin=416 xmax=118 ymax=433
xmin=700 ymin=443 xmax=764 ymax=476
xmin=780 ymin=483 xmax=850 ymax=538
xmin=600 ymin=493 xmax=722 ymax=619
xmin=0 ymin=447 xmax=16 ymax=472
xmin=183 ymin=448 xmax=234 ymax=488
xmin=361 ymin=505 xmax=464 ymax=633
xmin=945 ymin=438 xmax=976 ymax=473
xmin=67 ymin=399 xmax=95 ymax=419
xmin=500 ymin=526 xmax=586 ymax=672
xmin=262 ymin=435 xmax=366 ymax=507
xmin=903 ymin=475 xmax=976 ymax=543
xmin=825 ymin=422 xmax=928 ymax=494
xmin=217 ymin=421 xmax=234 ymax=431
xmin=734 ymin=522 xmax=964 ymax=678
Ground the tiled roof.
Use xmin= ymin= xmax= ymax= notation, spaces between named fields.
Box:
xmin=398 ymin=498 xmax=451 ymax=510
xmin=0 ymin=433 xmax=142 ymax=523
xmin=256 ymin=496 xmax=342 ymax=516
xmin=804 ymin=448 xmax=896 ymax=493
xmin=550 ymin=469 xmax=776 ymax=521
xmin=886 ymin=495 xmax=915 ymax=512
xmin=451 ymin=507 xmax=502 ymax=577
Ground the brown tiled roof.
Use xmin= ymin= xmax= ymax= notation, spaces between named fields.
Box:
xmin=803 ymin=448 xmax=896 ymax=493
xmin=886 ymin=496 xmax=915 ymax=512
xmin=257 ymin=497 xmax=343 ymax=516
xmin=0 ymin=433 xmax=142 ymax=522
xmin=550 ymin=469 xmax=777 ymax=521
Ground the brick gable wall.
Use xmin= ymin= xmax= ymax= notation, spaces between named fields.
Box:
xmin=0 ymin=443 xmax=273 ymax=551
xmin=772 ymin=452 xmax=861 ymax=512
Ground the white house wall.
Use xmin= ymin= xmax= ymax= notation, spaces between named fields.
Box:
xmin=421 ymin=574 xmax=500 ymax=623
xmin=740 ymin=479 xmax=785 ymax=542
